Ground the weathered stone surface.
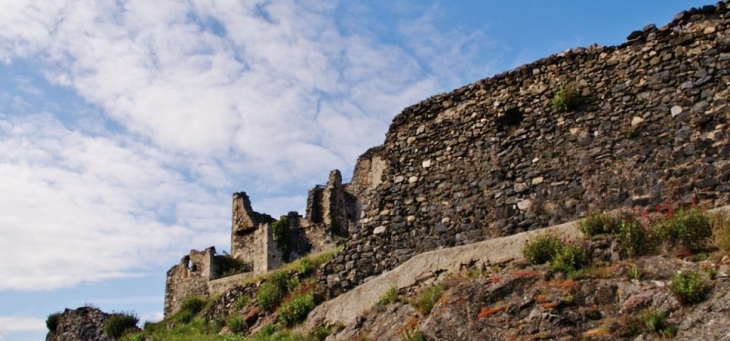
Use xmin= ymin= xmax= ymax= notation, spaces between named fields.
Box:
xmin=321 ymin=3 xmax=730 ymax=297
xmin=46 ymin=307 xmax=115 ymax=341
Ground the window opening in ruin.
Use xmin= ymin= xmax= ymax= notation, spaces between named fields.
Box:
xmin=496 ymin=106 xmax=524 ymax=133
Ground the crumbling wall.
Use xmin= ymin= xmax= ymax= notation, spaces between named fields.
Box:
xmin=305 ymin=170 xmax=359 ymax=236
xmin=164 ymin=247 xmax=217 ymax=316
xmin=321 ymin=4 xmax=730 ymax=295
xmin=231 ymin=192 xmax=273 ymax=263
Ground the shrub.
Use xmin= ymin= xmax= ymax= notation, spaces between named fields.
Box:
xmin=103 ymin=312 xmax=139 ymax=338
xmin=235 ymin=295 xmax=251 ymax=309
xmin=551 ymin=86 xmax=579 ymax=112
xmin=122 ymin=332 xmax=145 ymax=341
xmin=180 ymin=296 xmax=205 ymax=314
xmin=269 ymin=271 xmax=293 ymax=291
xmin=227 ymin=315 xmax=246 ymax=334
xmin=257 ymin=282 xmax=283 ymax=312
xmin=46 ymin=312 xmax=61 ymax=333
xmin=614 ymin=214 xmax=646 ymax=257
xmin=640 ymin=310 xmax=676 ymax=337
xmin=277 ymin=291 xmax=316 ymax=327
xmin=550 ymin=242 xmax=590 ymax=274
xmin=580 ymin=212 xmax=614 ymax=236
xmin=377 ymin=286 xmax=399 ymax=305
xmin=310 ymin=325 xmax=333 ymax=340
xmin=215 ymin=254 xmax=252 ymax=278
xmin=669 ymin=270 xmax=712 ymax=304
xmin=523 ymin=234 xmax=564 ymax=265
xmin=295 ymin=257 xmax=315 ymax=275
xmin=653 ymin=206 xmax=712 ymax=250
xmin=411 ymin=284 xmax=444 ymax=315
xmin=272 ymin=217 xmax=292 ymax=262
xmin=176 ymin=310 xmax=194 ymax=324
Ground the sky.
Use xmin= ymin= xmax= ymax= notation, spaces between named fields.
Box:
xmin=0 ymin=0 xmax=710 ymax=339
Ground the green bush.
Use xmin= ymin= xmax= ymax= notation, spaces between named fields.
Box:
xmin=180 ymin=296 xmax=205 ymax=314
xmin=257 ymin=282 xmax=283 ymax=312
xmin=270 ymin=271 xmax=293 ymax=291
xmin=614 ymin=214 xmax=646 ymax=257
xmin=277 ymin=291 xmax=316 ymax=327
xmin=377 ymin=286 xmax=399 ymax=305
xmin=103 ymin=312 xmax=139 ymax=338
xmin=550 ymin=242 xmax=590 ymax=274
xmin=411 ymin=284 xmax=444 ymax=315
xmin=272 ymin=217 xmax=292 ymax=262
xmin=523 ymin=234 xmax=564 ymax=265
xmin=215 ymin=254 xmax=252 ymax=278
xmin=46 ymin=312 xmax=61 ymax=333
xmin=669 ymin=270 xmax=712 ymax=304
xmin=176 ymin=310 xmax=194 ymax=324
xmin=580 ymin=213 xmax=614 ymax=236
xmin=121 ymin=332 xmax=145 ymax=341
xmin=296 ymin=257 xmax=315 ymax=275
xmin=551 ymin=86 xmax=579 ymax=112
xmin=235 ymin=295 xmax=251 ymax=309
xmin=654 ymin=207 xmax=712 ymax=249
xmin=640 ymin=310 xmax=676 ymax=337
xmin=310 ymin=325 xmax=333 ymax=340
xmin=227 ymin=315 xmax=246 ymax=333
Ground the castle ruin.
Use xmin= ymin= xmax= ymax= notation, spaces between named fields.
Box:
xmin=163 ymin=169 xmax=377 ymax=316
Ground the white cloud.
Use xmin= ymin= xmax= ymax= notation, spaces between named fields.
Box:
xmin=0 ymin=0 xmax=493 ymax=292
xmin=140 ymin=311 xmax=164 ymax=324
xmin=0 ymin=316 xmax=45 ymax=333
xmin=0 ymin=114 xmax=228 ymax=290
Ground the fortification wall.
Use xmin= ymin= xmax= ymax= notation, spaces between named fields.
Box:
xmin=164 ymin=247 xmax=217 ymax=315
xmin=321 ymin=4 xmax=730 ymax=295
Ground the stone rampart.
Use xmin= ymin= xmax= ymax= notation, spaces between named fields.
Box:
xmin=321 ymin=3 xmax=730 ymax=295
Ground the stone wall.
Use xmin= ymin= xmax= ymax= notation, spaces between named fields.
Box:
xmin=321 ymin=3 xmax=730 ymax=295
xmin=46 ymin=307 xmax=114 ymax=341
xmin=164 ymin=247 xmax=217 ymax=316
xmin=305 ymin=170 xmax=359 ymax=235
xmin=166 ymin=191 xmax=340 ymax=316
xmin=231 ymin=192 xmax=274 ymax=262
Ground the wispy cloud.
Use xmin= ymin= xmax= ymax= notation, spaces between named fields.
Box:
xmin=0 ymin=316 xmax=45 ymax=333
xmin=0 ymin=0 xmax=493 ymax=292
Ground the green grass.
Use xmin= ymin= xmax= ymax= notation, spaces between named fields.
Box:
xmin=180 ymin=296 xmax=205 ymax=314
xmin=103 ymin=311 xmax=139 ymax=338
xmin=235 ymin=295 xmax=251 ymax=309
xmin=226 ymin=315 xmax=246 ymax=334
xmin=669 ymin=270 xmax=712 ymax=304
xmin=411 ymin=283 xmax=444 ymax=315
xmin=551 ymin=86 xmax=580 ymax=112
xmin=277 ymin=290 xmax=316 ymax=327
xmin=640 ymin=310 xmax=677 ymax=338
xmin=523 ymin=233 xmax=590 ymax=274
xmin=653 ymin=207 xmax=712 ymax=250
xmin=523 ymin=234 xmax=565 ymax=265
xmin=376 ymin=286 xmax=399 ymax=305
xmin=257 ymin=282 xmax=283 ymax=312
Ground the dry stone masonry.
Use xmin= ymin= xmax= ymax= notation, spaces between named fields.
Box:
xmin=320 ymin=3 xmax=730 ymax=296
xmin=164 ymin=1 xmax=730 ymax=317
xmin=164 ymin=171 xmax=360 ymax=316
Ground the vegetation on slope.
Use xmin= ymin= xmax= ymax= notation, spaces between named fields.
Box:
xmin=121 ymin=248 xmax=340 ymax=341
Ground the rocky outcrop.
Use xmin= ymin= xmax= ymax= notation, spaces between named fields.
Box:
xmin=322 ymin=2 xmax=730 ymax=296
xmin=327 ymin=254 xmax=730 ymax=340
xmin=46 ymin=306 xmax=112 ymax=341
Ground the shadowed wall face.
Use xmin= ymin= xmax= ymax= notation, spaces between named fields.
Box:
xmin=321 ymin=6 xmax=730 ymax=296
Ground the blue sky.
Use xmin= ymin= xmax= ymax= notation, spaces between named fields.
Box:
xmin=0 ymin=1 xmax=709 ymax=339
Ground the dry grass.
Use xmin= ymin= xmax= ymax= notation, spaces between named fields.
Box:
xmin=710 ymin=210 xmax=730 ymax=255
